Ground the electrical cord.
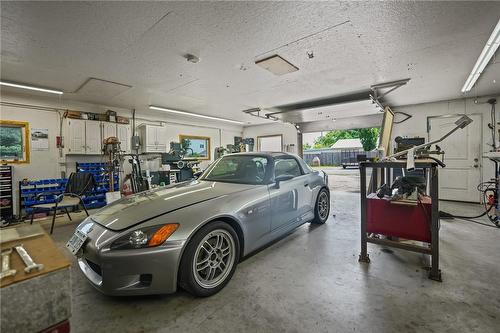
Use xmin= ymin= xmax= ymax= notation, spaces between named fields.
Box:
xmin=440 ymin=204 xmax=493 ymax=219
xmin=439 ymin=181 xmax=499 ymax=228
xmin=452 ymin=216 xmax=499 ymax=228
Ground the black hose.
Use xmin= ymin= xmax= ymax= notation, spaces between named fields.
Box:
xmin=453 ymin=216 xmax=499 ymax=229
xmin=439 ymin=183 xmax=499 ymax=228
xmin=440 ymin=204 xmax=493 ymax=219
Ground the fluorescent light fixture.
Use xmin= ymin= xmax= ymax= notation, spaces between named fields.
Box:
xmin=0 ymin=81 xmax=64 ymax=95
xmin=461 ymin=19 xmax=500 ymax=93
xmin=149 ymin=105 xmax=244 ymax=125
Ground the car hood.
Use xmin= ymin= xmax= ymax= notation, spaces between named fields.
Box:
xmin=91 ymin=180 xmax=252 ymax=231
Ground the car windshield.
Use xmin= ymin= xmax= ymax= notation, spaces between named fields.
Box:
xmin=202 ymin=155 xmax=269 ymax=184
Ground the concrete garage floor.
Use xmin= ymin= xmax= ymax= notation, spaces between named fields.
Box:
xmin=38 ymin=167 xmax=499 ymax=333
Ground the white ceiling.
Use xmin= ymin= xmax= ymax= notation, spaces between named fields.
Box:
xmin=1 ymin=1 xmax=499 ymax=126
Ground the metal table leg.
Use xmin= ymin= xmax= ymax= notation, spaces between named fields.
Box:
xmin=359 ymin=164 xmax=370 ymax=263
xmin=429 ymin=166 xmax=442 ymax=281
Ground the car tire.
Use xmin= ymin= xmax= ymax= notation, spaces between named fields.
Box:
xmin=178 ymin=221 xmax=240 ymax=297
xmin=311 ymin=188 xmax=330 ymax=224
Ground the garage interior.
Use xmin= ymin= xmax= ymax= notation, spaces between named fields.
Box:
xmin=1 ymin=1 xmax=499 ymax=333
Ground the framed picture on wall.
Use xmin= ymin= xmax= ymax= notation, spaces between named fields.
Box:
xmin=0 ymin=120 xmax=30 ymax=163
xmin=179 ymin=135 xmax=211 ymax=160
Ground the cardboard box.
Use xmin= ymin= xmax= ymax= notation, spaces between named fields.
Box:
xmin=116 ymin=116 xmax=129 ymax=124
xmin=64 ymin=110 xmax=81 ymax=119
xmin=96 ymin=114 xmax=108 ymax=121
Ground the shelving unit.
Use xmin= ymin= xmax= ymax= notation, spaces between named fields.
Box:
xmin=76 ymin=162 xmax=119 ymax=208
xmin=20 ymin=178 xmax=68 ymax=215
xmin=0 ymin=166 xmax=13 ymax=222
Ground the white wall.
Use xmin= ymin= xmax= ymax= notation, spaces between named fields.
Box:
xmin=243 ymin=122 xmax=299 ymax=154
xmin=0 ymin=92 xmax=242 ymax=215
xmin=391 ymin=95 xmax=499 ymax=186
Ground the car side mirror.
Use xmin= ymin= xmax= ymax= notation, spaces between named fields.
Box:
xmin=274 ymin=174 xmax=294 ymax=188
xmin=193 ymin=171 xmax=203 ymax=179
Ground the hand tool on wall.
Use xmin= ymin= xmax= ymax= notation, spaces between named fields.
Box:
xmin=0 ymin=248 xmax=17 ymax=279
xmin=14 ymin=244 xmax=44 ymax=273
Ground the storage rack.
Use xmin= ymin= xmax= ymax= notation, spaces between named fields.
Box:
xmin=76 ymin=162 xmax=119 ymax=209
xmin=358 ymin=159 xmax=441 ymax=281
xmin=0 ymin=166 xmax=14 ymax=222
xmin=20 ymin=178 xmax=68 ymax=215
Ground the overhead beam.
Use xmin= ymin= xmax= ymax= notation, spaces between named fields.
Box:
xmin=266 ymin=90 xmax=372 ymax=115
xmin=298 ymin=114 xmax=383 ymax=133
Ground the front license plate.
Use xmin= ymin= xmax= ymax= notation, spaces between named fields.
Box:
xmin=66 ymin=222 xmax=93 ymax=255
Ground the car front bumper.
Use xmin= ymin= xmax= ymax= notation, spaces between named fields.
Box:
xmin=78 ymin=236 xmax=185 ymax=296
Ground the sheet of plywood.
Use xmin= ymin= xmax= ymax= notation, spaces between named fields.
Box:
xmin=0 ymin=224 xmax=45 ymax=243
xmin=1 ymin=232 xmax=70 ymax=288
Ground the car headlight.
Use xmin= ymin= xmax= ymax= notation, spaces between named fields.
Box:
xmin=110 ymin=223 xmax=179 ymax=250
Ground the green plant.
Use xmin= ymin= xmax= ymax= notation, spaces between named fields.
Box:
xmin=312 ymin=128 xmax=379 ymax=151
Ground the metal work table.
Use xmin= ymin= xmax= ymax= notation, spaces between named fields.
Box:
xmin=358 ymin=159 xmax=442 ymax=281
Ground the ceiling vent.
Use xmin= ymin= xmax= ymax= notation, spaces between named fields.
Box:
xmin=255 ymin=55 xmax=299 ymax=76
xmin=75 ymin=78 xmax=131 ymax=100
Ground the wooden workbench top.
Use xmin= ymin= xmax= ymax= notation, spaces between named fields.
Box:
xmin=1 ymin=228 xmax=70 ymax=288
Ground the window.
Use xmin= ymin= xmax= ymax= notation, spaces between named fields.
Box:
xmin=203 ymin=155 xmax=268 ymax=184
xmin=0 ymin=120 xmax=30 ymax=164
xmin=257 ymin=135 xmax=282 ymax=152
xmin=179 ymin=135 xmax=211 ymax=160
xmin=274 ymin=158 xmax=302 ymax=178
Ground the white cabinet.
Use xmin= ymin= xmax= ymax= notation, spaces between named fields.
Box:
xmin=116 ymin=124 xmax=131 ymax=153
xmin=139 ymin=124 xmax=167 ymax=153
xmin=102 ymin=122 xmax=117 ymax=141
xmin=65 ymin=119 xmax=86 ymax=154
xmin=65 ymin=119 xmax=133 ymax=155
xmin=64 ymin=119 xmax=102 ymax=155
xmin=85 ymin=121 xmax=102 ymax=154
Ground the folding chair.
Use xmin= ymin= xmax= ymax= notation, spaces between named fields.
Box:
xmin=30 ymin=172 xmax=95 ymax=234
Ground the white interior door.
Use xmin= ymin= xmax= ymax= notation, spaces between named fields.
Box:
xmin=428 ymin=114 xmax=481 ymax=202
xmin=258 ymin=135 xmax=283 ymax=152
xmin=85 ymin=121 xmax=102 ymax=154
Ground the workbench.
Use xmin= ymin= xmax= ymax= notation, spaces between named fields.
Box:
xmin=1 ymin=224 xmax=72 ymax=332
xmin=358 ymin=159 xmax=442 ymax=281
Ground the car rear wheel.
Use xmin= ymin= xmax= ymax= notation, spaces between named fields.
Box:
xmin=179 ymin=221 xmax=239 ymax=297
xmin=311 ymin=188 xmax=330 ymax=224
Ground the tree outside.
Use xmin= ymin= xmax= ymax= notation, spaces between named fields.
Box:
xmin=306 ymin=127 xmax=380 ymax=151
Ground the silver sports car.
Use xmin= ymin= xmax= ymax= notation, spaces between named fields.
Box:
xmin=67 ymin=152 xmax=330 ymax=297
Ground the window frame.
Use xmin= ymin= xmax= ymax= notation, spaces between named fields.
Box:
xmin=272 ymin=156 xmax=305 ymax=180
xmin=179 ymin=134 xmax=211 ymax=160
xmin=201 ymin=154 xmax=273 ymax=185
xmin=0 ymin=120 xmax=30 ymax=164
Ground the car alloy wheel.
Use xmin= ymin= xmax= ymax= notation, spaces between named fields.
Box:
xmin=318 ymin=191 xmax=329 ymax=220
xmin=192 ymin=229 xmax=236 ymax=289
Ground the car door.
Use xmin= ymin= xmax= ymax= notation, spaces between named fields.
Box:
xmin=269 ymin=157 xmax=310 ymax=231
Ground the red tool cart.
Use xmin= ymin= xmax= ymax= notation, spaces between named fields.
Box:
xmin=358 ymin=159 xmax=442 ymax=281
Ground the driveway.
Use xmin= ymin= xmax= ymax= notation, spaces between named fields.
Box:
xmin=315 ymin=166 xmax=369 ymax=193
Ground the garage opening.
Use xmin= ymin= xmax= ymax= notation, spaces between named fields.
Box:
xmin=303 ymin=127 xmax=379 ymax=193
